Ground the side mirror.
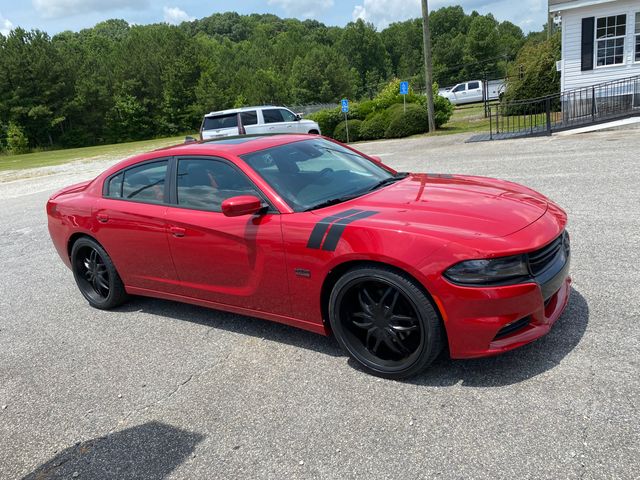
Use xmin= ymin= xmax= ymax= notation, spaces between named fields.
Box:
xmin=295 ymin=113 xmax=302 ymax=121
xmin=369 ymin=155 xmax=383 ymax=163
xmin=221 ymin=195 xmax=263 ymax=217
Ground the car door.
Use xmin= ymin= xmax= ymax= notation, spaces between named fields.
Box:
xmin=466 ymin=81 xmax=483 ymax=103
xmin=164 ymin=156 xmax=290 ymax=316
xmin=262 ymin=108 xmax=297 ymax=134
xmin=450 ymin=83 xmax=467 ymax=104
xmin=94 ymin=158 xmax=181 ymax=293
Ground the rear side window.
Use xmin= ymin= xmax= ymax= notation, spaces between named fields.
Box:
xmin=468 ymin=81 xmax=480 ymax=89
xmin=263 ymin=109 xmax=284 ymax=124
xmin=106 ymin=172 xmax=123 ymax=198
xmin=203 ymin=111 xmax=257 ymax=130
xmin=121 ymin=161 xmax=168 ymax=204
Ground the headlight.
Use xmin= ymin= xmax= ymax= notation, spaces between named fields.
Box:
xmin=444 ymin=255 xmax=530 ymax=286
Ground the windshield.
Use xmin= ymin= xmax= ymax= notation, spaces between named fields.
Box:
xmin=240 ymin=139 xmax=395 ymax=212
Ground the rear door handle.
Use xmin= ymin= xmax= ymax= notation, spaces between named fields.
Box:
xmin=170 ymin=226 xmax=186 ymax=238
xmin=97 ymin=213 xmax=109 ymax=223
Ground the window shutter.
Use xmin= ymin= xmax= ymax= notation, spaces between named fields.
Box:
xmin=581 ymin=17 xmax=595 ymax=71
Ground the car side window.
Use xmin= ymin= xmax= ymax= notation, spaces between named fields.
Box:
xmin=452 ymin=84 xmax=465 ymax=92
xmin=121 ymin=161 xmax=168 ymax=204
xmin=106 ymin=172 xmax=124 ymax=198
xmin=176 ymin=158 xmax=261 ymax=212
xmin=241 ymin=111 xmax=258 ymax=126
xmin=279 ymin=109 xmax=297 ymax=122
xmin=468 ymin=81 xmax=480 ymax=90
xmin=263 ymin=109 xmax=284 ymax=124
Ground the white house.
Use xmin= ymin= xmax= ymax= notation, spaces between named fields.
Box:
xmin=549 ymin=0 xmax=640 ymax=92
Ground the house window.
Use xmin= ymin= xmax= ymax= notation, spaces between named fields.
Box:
xmin=596 ymin=14 xmax=626 ymax=66
xmin=636 ymin=13 xmax=640 ymax=62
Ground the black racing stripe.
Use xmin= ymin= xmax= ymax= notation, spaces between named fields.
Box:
xmin=306 ymin=209 xmax=362 ymax=249
xmin=321 ymin=211 xmax=378 ymax=252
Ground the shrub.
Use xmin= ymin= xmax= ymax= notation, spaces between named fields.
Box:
xmin=350 ymin=100 xmax=376 ymax=120
xmin=7 ymin=122 xmax=29 ymax=154
xmin=308 ymin=107 xmax=343 ymax=138
xmin=385 ymin=104 xmax=428 ymax=139
xmin=359 ymin=112 xmax=390 ymax=140
xmin=433 ymin=90 xmax=454 ymax=128
xmin=333 ymin=119 xmax=363 ymax=143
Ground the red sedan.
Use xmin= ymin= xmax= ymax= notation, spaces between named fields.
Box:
xmin=47 ymin=135 xmax=571 ymax=378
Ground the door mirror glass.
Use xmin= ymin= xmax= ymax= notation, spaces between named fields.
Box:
xmin=221 ymin=195 xmax=263 ymax=217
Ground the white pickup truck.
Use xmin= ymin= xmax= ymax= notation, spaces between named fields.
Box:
xmin=441 ymin=79 xmax=505 ymax=106
xmin=200 ymin=106 xmax=321 ymax=140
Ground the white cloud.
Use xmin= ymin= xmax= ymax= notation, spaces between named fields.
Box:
xmin=32 ymin=0 xmax=148 ymax=19
xmin=268 ymin=0 xmax=334 ymax=19
xmin=352 ymin=0 xmax=545 ymax=32
xmin=163 ymin=6 xmax=193 ymax=25
xmin=0 ymin=12 xmax=13 ymax=36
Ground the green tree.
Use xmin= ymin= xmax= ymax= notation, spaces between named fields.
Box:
xmin=7 ymin=122 xmax=29 ymax=154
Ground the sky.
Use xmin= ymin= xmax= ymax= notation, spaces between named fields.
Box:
xmin=0 ymin=0 xmax=547 ymax=37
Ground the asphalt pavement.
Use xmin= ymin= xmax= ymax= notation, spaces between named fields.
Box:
xmin=0 ymin=129 xmax=638 ymax=479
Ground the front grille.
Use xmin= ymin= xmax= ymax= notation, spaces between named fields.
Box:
xmin=527 ymin=232 xmax=567 ymax=276
xmin=494 ymin=316 xmax=531 ymax=340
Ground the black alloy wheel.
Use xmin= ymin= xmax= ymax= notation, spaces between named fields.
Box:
xmin=329 ymin=266 xmax=443 ymax=379
xmin=71 ymin=237 xmax=128 ymax=309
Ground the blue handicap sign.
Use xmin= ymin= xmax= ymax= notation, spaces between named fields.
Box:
xmin=341 ymin=99 xmax=349 ymax=113
xmin=400 ymin=81 xmax=409 ymax=95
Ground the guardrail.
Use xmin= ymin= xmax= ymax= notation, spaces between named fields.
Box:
xmin=489 ymin=75 xmax=640 ymax=139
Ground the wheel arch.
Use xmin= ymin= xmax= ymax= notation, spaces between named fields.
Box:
xmin=320 ymin=260 xmax=447 ymax=341
xmin=67 ymin=232 xmax=101 ymax=259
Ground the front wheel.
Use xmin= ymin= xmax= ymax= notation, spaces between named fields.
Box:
xmin=71 ymin=237 xmax=129 ymax=310
xmin=329 ymin=266 xmax=443 ymax=379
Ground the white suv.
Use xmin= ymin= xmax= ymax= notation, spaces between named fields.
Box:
xmin=200 ymin=106 xmax=321 ymax=140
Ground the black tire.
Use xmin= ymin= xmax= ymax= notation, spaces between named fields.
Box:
xmin=328 ymin=265 xmax=443 ymax=379
xmin=308 ymin=130 xmax=320 ymax=135
xmin=70 ymin=237 xmax=129 ymax=310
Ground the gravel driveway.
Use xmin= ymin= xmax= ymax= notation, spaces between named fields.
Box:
xmin=0 ymin=130 xmax=638 ymax=479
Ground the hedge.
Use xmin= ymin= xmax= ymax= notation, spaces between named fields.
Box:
xmin=333 ymin=119 xmax=363 ymax=143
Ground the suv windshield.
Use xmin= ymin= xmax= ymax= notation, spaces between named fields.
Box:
xmin=241 ymin=139 xmax=398 ymax=212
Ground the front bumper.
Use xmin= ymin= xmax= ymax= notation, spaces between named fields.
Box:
xmin=435 ymin=258 xmax=571 ymax=359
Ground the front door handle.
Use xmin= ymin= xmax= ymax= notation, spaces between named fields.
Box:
xmin=97 ymin=213 xmax=109 ymax=223
xmin=170 ymin=226 xmax=186 ymax=238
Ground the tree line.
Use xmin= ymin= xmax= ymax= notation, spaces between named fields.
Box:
xmin=0 ymin=8 xmax=544 ymax=152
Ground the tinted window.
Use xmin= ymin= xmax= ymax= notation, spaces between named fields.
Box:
xmin=203 ymin=113 xmax=238 ymax=130
xmin=452 ymin=84 xmax=465 ymax=92
xmin=122 ymin=161 xmax=168 ymax=204
xmin=106 ymin=172 xmax=123 ymax=198
xmin=240 ymin=111 xmax=258 ymax=126
xmin=279 ymin=109 xmax=297 ymax=122
xmin=241 ymin=139 xmax=392 ymax=212
xmin=176 ymin=158 xmax=261 ymax=212
xmin=468 ymin=81 xmax=480 ymax=89
xmin=263 ymin=109 xmax=284 ymax=124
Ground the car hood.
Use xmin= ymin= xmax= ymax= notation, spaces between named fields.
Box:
xmin=317 ymin=174 xmax=549 ymax=240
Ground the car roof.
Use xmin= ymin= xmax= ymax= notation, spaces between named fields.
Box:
xmin=204 ymin=106 xmax=284 ymax=117
xmin=104 ymin=134 xmax=317 ymax=175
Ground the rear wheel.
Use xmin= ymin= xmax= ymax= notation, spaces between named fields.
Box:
xmin=329 ymin=266 xmax=443 ymax=379
xmin=308 ymin=129 xmax=320 ymax=135
xmin=71 ymin=237 xmax=128 ymax=309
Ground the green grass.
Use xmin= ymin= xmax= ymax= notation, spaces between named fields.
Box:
xmin=432 ymin=102 xmax=493 ymax=136
xmin=0 ymin=135 xmax=192 ymax=172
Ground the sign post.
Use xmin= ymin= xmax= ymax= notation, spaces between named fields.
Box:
xmin=341 ymin=99 xmax=350 ymax=143
xmin=400 ymin=81 xmax=409 ymax=113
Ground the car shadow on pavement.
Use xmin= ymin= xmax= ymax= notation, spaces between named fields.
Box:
xmin=22 ymin=421 xmax=204 ymax=480
xmin=115 ymin=297 xmax=344 ymax=358
xmin=408 ymin=287 xmax=589 ymax=387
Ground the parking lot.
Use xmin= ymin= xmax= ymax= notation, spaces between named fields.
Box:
xmin=1 ymin=129 xmax=638 ymax=479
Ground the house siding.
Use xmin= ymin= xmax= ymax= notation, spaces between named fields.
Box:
xmin=560 ymin=0 xmax=640 ymax=91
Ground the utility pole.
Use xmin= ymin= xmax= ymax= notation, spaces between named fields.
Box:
xmin=421 ymin=0 xmax=436 ymax=133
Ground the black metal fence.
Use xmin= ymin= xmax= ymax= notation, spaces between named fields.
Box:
xmin=489 ymin=75 xmax=640 ymax=139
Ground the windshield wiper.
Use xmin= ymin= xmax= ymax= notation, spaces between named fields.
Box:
xmin=366 ymin=172 xmax=410 ymax=192
xmin=304 ymin=194 xmax=362 ymax=212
